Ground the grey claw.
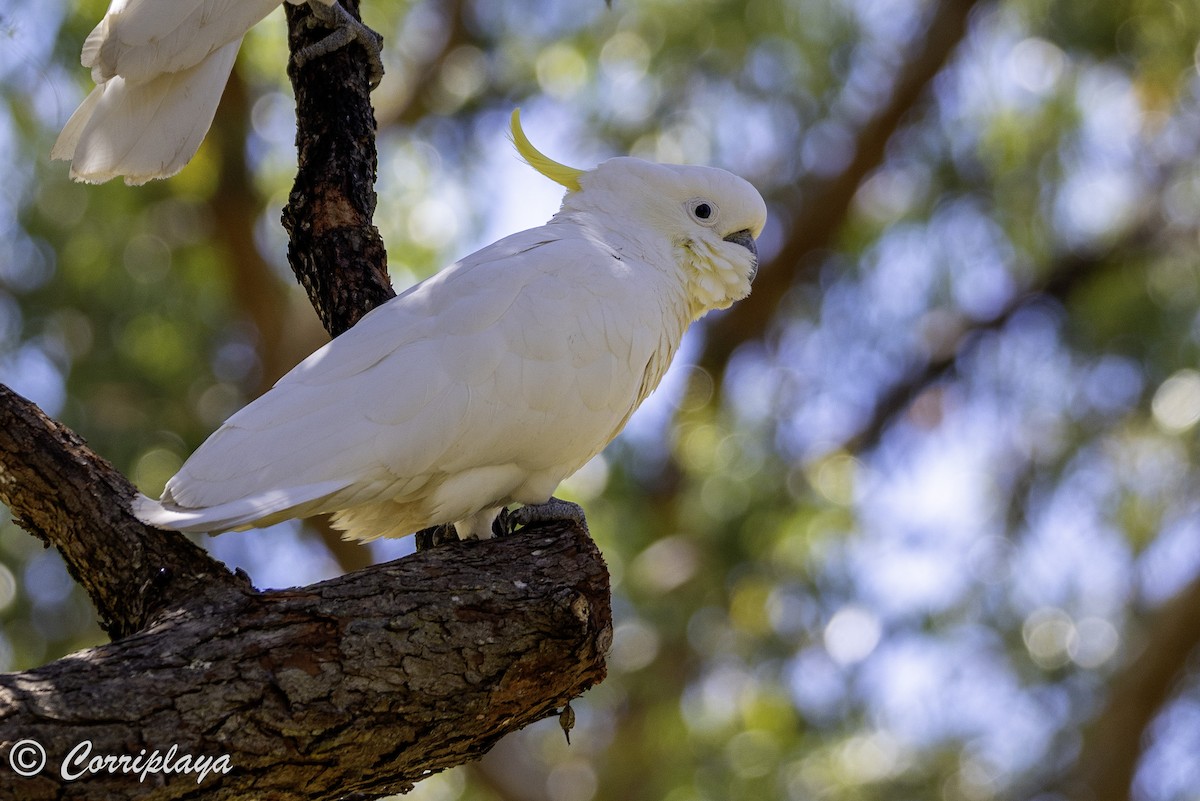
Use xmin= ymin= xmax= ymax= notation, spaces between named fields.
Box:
xmin=503 ymin=497 xmax=589 ymax=536
xmin=296 ymin=1 xmax=385 ymax=89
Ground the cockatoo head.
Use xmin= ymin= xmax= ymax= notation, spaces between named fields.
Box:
xmin=511 ymin=110 xmax=767 ymax=318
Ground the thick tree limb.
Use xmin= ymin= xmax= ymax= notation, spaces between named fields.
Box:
xmin=0 ymin=384 xmax=611 ymax=799
xmin=0 ymin=519 xmax=610 ymax=801
xmin=0 ymin=385 xmax=244 ymax=640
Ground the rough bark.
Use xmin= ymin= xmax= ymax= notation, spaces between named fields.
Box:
xmin=281 ymin=0 xmax=394 ymax=338
xmin=0 ymin=385 xmax=244 ymax=640
xmin=0 ymin=518 xmax=610 ymax=801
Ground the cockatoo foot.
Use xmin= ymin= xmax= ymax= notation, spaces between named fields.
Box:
xmin=297 ymin=1 xmax=385 ymax=89
xmin=499 ymin=497 xmax=589 ymax=537
xmin=413 ymin=523 xmax=458 ymax=551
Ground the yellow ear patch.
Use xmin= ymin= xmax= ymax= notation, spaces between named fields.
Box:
xmin=509 ymin=109 xmax=584 ymax=192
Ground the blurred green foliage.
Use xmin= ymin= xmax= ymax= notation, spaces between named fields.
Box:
xmin=4 ymin=0 xmax=1200 ymax=799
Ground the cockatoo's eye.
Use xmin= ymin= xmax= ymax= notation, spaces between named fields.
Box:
xmin=687 ymin=199 xmax=719 ymax=226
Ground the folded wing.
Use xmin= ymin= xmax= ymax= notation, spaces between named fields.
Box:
xmin=135 ymin=226 xmax=673 ymax=540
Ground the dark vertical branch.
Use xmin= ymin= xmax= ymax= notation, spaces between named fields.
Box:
xmin=279 ymin=3 xmax=454 ymax=552
xmin=281 ymin=0 xmax=394 ymax=337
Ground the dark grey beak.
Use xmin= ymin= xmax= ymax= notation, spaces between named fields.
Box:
xmin=723 ymin=229 xmax=758 ymax=281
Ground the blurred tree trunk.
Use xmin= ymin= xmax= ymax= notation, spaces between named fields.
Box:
xmin=1067 ymin=573 xmax=1200 ymax=801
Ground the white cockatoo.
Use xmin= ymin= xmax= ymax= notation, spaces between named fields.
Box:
xmin=133 ymin=110 xmax=767 ymax=542
xmin=52 ymin=0 xmax=382 ymax=185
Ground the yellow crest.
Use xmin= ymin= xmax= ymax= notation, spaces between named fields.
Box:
xmin=509 ymin=109 xmax=584 ymax=192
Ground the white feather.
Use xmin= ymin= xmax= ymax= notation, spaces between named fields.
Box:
xmin=135 ymin=157 xmax=768 ymax=541
xmin=81 ymin=0 xmax=280 ymax=83
xmin=52 ymin=39 xmax=240 ymax=185
xmin=53 ymin=0 xmax=336 ymax=184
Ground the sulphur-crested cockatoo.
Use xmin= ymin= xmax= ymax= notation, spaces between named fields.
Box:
xmin=52 ymin=0 xmax=382 ymax=186
xmin=133 ymin=110 xmax=767 ymax=541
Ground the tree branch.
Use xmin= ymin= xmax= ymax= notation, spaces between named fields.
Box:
xmin=0 ymin=519 xmax=610 ymax=801
xmin=281 ymin=0 xmax=394 ymax=338
xmin=0 ymin=385 xmax=244 ymax=640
